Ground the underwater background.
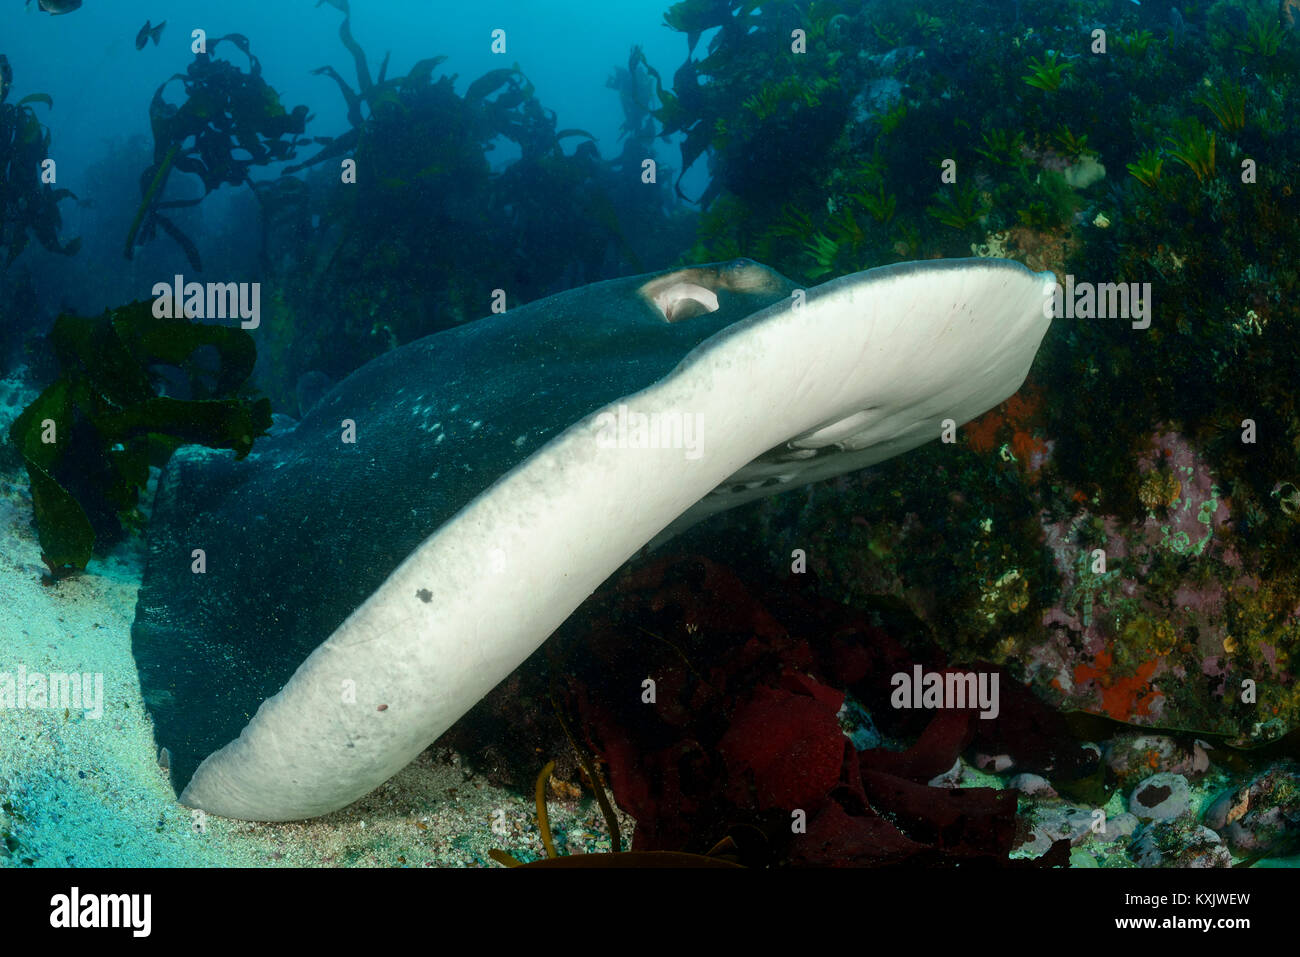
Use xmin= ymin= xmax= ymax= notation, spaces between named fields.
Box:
xmin=1 ymin=0 xmax=1299 ymax=868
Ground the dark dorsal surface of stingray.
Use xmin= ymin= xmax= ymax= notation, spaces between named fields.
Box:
xmin=133 ymin=260 xmax=797 ymax=792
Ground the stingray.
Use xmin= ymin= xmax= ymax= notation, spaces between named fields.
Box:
xmin=131 ymin=257 xmax=1054 ymax=821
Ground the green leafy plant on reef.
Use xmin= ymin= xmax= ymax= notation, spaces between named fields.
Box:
xmin=1051 ymin=125 xmax=1090 ymax=160
xmin=1164 ymin=118 xmax=1217 ymax=182
xmin=870 ymin=19 xmax=903 ymax=49
xmin=825 ymin=203 xmax=866 ymax=251
xmin=767 ymin=202 xmax=815 ymax=242
xmin=1233 ymin=13 xmax=1286 ymax=58
xmin=892 ymin=221 xmax=922 ymax=259
xmin=8 ymin=301 xmax=272 ymax=574
xmin=1195 ymin=80 xmax=1247 ymax=133
xmin=1114 ymin=29 xmax=1155 ymax=58
xmin=1016 ymin=169 xmax=1077 ymax=230
xmin=878 ymin=98 xmax=908 ymax=135
xmin=802 ymin=1 xmax=849 ymax=48
xmin=741 ymin=75 xmax=838 ymax=121
xmin=852 ymin=182 xmax=897 ymax=224
xmin=711 ymin=116 xmax=731 ymax=152
xmin=975 ymin=128 xmax=1027 ymax=168
xmin=1126 ymin=148 xmax=1165 ymax=189
xmin=1022 ymin=51 xmax=1072 ymax=92
xmin=926 ymin=182 xmax=991 ymax=230
xmin=911 ymin=11 xmax=944 ymax=41
xmin=803 ymin=231 xmax=841 ymax=279
xmin=741 ymin=85 xmax=784 ymax=121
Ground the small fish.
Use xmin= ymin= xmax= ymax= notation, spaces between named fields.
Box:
xmin=0 ymin=55 xmax=11 ymax=103
xmin=27 ymin=0 xmax=83 ymax=14
xmin=135 ymin=19 xmax=166 ymax=50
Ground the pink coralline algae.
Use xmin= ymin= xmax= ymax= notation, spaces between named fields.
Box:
xmin=1137 ymin=431 xmax=1228 ymax=555
xmin=1032 ymin=429 xmax=1255 ymax=726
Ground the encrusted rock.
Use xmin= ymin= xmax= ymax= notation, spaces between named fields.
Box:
xmin=1017 ymin=802 xmax=1096 ymax=854
xmin=1203 ymin=762 xmax=1300 ymax=855
xmin=974 ymin=752 xmax=1014 ymax=773
xmin=1131 ymin=821 xmax=1231 ymax=868
xmin=1106 ymin=734 xmax=1209 ymax=785
xmin=1009 ymin=773 xmax=1057 ymax=797
xmin=1095 ymin=811 xmax=1140 ymax=843
xmin=1129 ymin=772 xmax=1192 ymax=821
xmin=927 ymin=758 xmax=969 ymax=788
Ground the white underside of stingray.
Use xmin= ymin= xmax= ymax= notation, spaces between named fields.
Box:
xmin=181 ymin=258 xmax=1055 ymax=821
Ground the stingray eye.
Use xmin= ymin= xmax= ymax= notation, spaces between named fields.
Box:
xmin=653 ymin=282 xmax=720 ymax=323
xmin=639 ymin=270 xmax=724 ymax=323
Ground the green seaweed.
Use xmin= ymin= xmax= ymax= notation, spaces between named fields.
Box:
xmin=851 ymin=182 xmax=897 ymax=224
xmin=1051 ymin=125 xmax=1089 ymax=160
xmin=1016 ymin=168 xmax=1076 ymax=230
xmin=0 ymin=54 xmax=79 ymax=268
xmin=8 ymin=301 xmax=271 ymax=572
xmin=1233 ymin=13 xmax=1286 ymax=58
xmin=926 ymin=182 xmax=991 ymax=231
xmin=975 ymin=128 xmax=1027 ymax=168
xmin=1126 ymin=148 xmax=1165 ymax=190
xmin=1021 ymin=51 xmax=1071 ymax=92
xmin=126 ymin=35 xmax=308 ymax=268
xmin=1196 ymin=80 xmax=1247 ymax=133
xmin=1114 ymin=29 xmax=1156 ymax=59
xmin=1164 ymin=117 xmax=1217 ymax=182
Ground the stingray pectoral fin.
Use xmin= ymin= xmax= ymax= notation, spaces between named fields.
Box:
xmin=657 ymin=257 xmax=1058 ymax=540
xmin=180 ymin=257 xmax=1054 ymax=821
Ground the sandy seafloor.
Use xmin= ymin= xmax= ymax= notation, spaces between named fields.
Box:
xmin=0 ymin=370 xmax=628 ymax=868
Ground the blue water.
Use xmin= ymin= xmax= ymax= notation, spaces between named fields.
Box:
xmin=1 ymin=0 xmax=693 ymax=318
xmin=3 ymin=0 xmax=681 ymax=173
